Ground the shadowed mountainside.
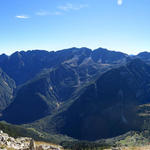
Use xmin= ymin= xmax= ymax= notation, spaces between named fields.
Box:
xmin=0 ymin=47 xmax=128 ymax=85
xmin=1 ymin=48 xmax=150 ymax=141
xmin=31 ymin=59 xmax=150 ymax=141
xmin=0 ymin=68 xmax=16 ymax=111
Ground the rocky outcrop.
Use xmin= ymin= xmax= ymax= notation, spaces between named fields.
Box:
xmin=0 ymin=130 xmax=62 ymax=150
xmin=0 ymin=130 xmax=31 ymax=149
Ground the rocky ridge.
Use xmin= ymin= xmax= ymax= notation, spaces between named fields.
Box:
xmin=0 ymin=130 xmax=62 ymax=150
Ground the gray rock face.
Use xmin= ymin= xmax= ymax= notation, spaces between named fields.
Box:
xmin=0 ymin=130 xmax=62 ymax=150
xmin=29 ymin=139 xmax=36 ymax=150
xmin=0 ymin=130 xmax=31 ymax=149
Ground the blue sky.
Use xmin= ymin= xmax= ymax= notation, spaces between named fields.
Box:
xmin=0 ymin=0 xmax=150 ymax=55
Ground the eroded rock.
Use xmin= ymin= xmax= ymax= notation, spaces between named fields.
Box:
xmin=0 ymin=130 xmax=62 ymax=150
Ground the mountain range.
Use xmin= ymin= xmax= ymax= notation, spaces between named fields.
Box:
xmin=0 ymin=47 xmax=150 ymax=142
